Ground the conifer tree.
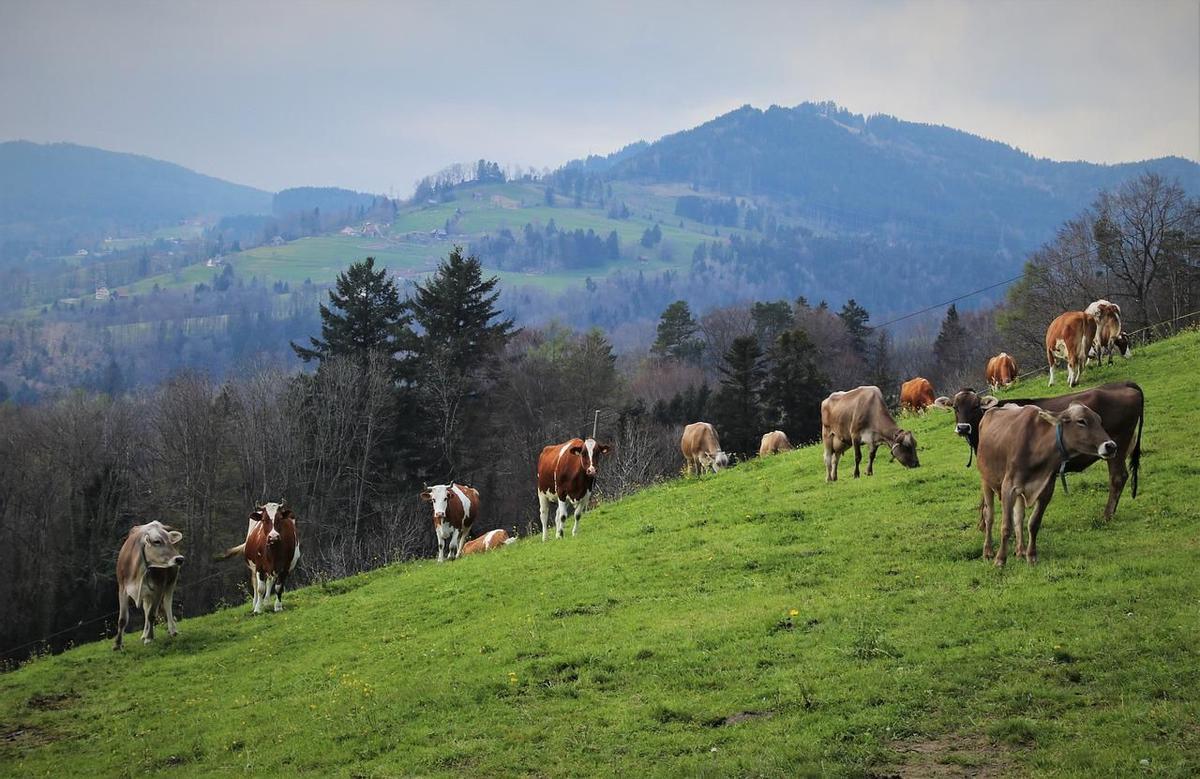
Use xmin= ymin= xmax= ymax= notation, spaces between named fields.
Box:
xmin=763 ymin=328 xmax=828 ymax=444
xmin=712 ymin=336 xmax=766 ymax=456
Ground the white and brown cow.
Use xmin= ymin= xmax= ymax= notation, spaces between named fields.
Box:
xmin=821 ymin=385 xmax=919 ymax=482
xmin=537 ymin=437 xmax=611 ymax=540
xmin=217 ymin=501 xmax=301 ymax=613
xmin=461 ymin=528 xmax=515 ymax=556
xmin=758 ymin=430 xmax=793 ymax=456
xmin=1085 ymin=299 xmax=1131 ymax=365
xmin=1045 ymin=311 xmax=1097 ymax=387
xmin=420 ymin=484 xmax=480 ymax=562
xmin=977 ymin=403 xmax=1118 ymax=565
xmin=985 ymin=353 xmax=1017 ymax=391
xmin=113 ymin=521 xmax=184 ymax=650
xmin=681 ymin=422 xmax=730 ymax=475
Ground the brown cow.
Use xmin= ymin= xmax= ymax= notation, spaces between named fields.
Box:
xmin=900 ymin=377 xmax=936 ymax=412
xmin=537 ymin=437 xmax=611 ymax=540
xmin=977 ymin=403 xmax=1118 ymax=565
xmin=1045 ymin=311 xmax=1097 ymax=386
xmin=217 ymin=501 xmax=300 ymax=613
xmin=113 ymin=521 xmax=185 ymax=650
xmin=461 ymin=528 xmax=515 ymax=556
xmin=821 ymin=386 xmax=919 ymax=482
xmin=1085 ymin=299 xmax=1131 ymax=365
xmin=985 ymin=353 xmax=1017 ymax=391
xmin=420 ymin=484 xmax=480 ymax=562
xmin=933 ymin=382 xmax=1144 ymax=520
xmin=681 ymin=422 xmax=730 ymax=475
xmin=758 ymin=430 xmax=793 ymax=456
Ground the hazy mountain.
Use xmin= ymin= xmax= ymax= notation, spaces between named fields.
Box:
xmin=0 ymin=141 xmax=272 ymax=253
xmin=586 ymin=102 xmax=1200 ymax=250
xmin=272 ymin=187 xmax=382 ymax=218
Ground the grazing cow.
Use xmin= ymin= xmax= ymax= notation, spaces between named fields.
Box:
xmin=1045 ymin=311 xmax=1097 ymax=386
xmin=977 ymin=403 xmax=1118 ymax=565
xmin=537 ymin=437 xmax=611 ymax=540
xmin=932 ymin=381 xmax=1144 ymax=520
xmin=461 ymin=528 xmax=515 ymax=556
xmin=985 ymin=353 xmax=1017 ymax=391
xmin=820 ymin=386 xmax=919 ymax=482
xmin=900 ymin=377 xmax=936 ymax=412
xmin=113 ymin=521 xmax=185 ymax=650
xmin=420 ymin=484 xmax=480 ymax=562
xmin=217 ymin=501 xmax=300 ymax=613
xmin=681 ymin=422 xmax=730 ymax=475
xmin=758 ymin=430 xmax=793 ymax=456
xmin=1085 ymin=299 xmax=1131 ymax=365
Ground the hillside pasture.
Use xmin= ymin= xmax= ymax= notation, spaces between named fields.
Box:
xmin=1 ymin=331 xmax=1196 ymax=777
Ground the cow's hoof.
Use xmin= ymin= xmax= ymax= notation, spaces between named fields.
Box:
xmin=993 ymin=558 xmax=1006 ymax=568
xmin=274 ymin=605 xmax=283 ymax=612
xmin=142 ymin=638 xmax=153 ymax=645
xmin=1026 ymin=555 xmax=1038 ymax=565
xmin=112 ymin=643 xmax=122 ymax=652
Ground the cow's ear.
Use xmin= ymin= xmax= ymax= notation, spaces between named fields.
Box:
xmin=419 ymin=490 xmax=432 ymax=502
xmin=932 ymin=396 xmax=952 ymax=409
xmin=1036 ymin=408 xmax=1059 ymax=425
xmin=981 ymin=396 xmax=1000 ymax=409
xmin=249 ymin=510 xmax=262 ymax=521
xmin=167 ymin=531 xmax=183 ymax=544
xmin=597 ymin=444 xmax=611 ymax=454
xmin=569 ymin=446 xmax=583 ymax=456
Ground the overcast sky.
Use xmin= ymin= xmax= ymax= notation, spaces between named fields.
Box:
xmin=2 ymin=0 xmax=1197 ymax=194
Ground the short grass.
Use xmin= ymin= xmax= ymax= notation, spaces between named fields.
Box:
xmin=2 ymin=331 xmax=1197 ymax=777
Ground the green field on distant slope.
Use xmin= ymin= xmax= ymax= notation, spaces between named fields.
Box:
xmin=2 ymin=331 xmax=1197 ymax=777
xmin=125 ymin=181 xmax=728 ymax=296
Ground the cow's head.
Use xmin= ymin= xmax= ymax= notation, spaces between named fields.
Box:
xmin=420 ymin=485 xmax=453 ymax=528
xmin=141 ymin=521 xmax=184 ymax=568
xmin=889 ymin=429 xmax=920 ymax=468
xmin=1114 ymin=330 xmax=1132 ymax=358
xmin=933 ymin=389 xmax=999 ymax=444
xmin=252 ymin=501 xmax=289 ymax=545
xmin=1037 ymin=402 xmax=1117 ymax=460
xmin=570 ymin=438 xmax=611 ymax=477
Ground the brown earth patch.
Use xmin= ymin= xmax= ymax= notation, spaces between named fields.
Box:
xmin=1 ymin=723 xmax=60 ymax=750
xmin=875 ymin=734 xmax=1015 ymax=778
xmin=714 ymin=710 xmax=775 ymax=727
xmin=27 ymin=692 xmax=78 ymax=711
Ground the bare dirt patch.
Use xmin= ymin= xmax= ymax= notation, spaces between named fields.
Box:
xmin=1 ymin=723 xmax=59 ymax=750
xmin=712 ymin=710 xmax=775 ymax=727
xmin=27 ymin=692 xmax=78 ymax=711
xmin=876 ymin=734 xmax=1015 ymax=778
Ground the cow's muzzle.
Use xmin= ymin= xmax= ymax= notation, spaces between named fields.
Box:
xmin=1098 ymin=440 xmax=1117 ymax=459
xmin=268 ymin=531 xmax=280 ymax=544
xmin=171 ymin=555 xmax=185 ymax=567
xmin=586 ymin=466 xmax=596 ymax=476
xmin=955 ymin=423 xmax=971 ymax=436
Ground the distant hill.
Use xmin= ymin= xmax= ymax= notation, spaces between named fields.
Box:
xmin=273 ymin=187 xmax=383 ymax=218
xmin=583 ymin=102 xmax=1200 ymax=249
xmin=0 ymin=142 xmax=272 ymax=253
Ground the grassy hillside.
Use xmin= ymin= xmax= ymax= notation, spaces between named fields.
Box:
xmin=2 ymin=331 xmax=1198 ymax=777
xmin=125 ymin=180 xmax=727 ymax=296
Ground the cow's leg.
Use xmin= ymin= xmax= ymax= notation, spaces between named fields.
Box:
xmin=1103 ymin=455 xmax=1128 ymax=521
xmin=822 ymin=433 xmax=835 ymax=482
xmin=554 ymin=499 xmax=569 ymax=539
xmin=1046 ymin=350 xmax=1055 ymax=386
xmin=1012 ymin=493 xmax=1027 ymax=559
xmin=867 ymin=444 xmax=879 ymax=476
xmin=572 ymin=492 xmax=589 ymax=536
xmin=164 ymin=580 xmax=179 ymax=637
xmin=831 ymin=449 xmax=843 ymax=482
xmin=113 ymin=591 xmax=128 ymax=650
xmin=539 ymin=492 xmax=552 ymax=542
xmin=981 ymin=487 xmax=995 ymax=559
xmin=448 ymin=528 xmax=461 ymax=560
xmin=273 ymin=573 xmax=286 ymax=612
xmin=457 ymin=524 xmax=471 ymax=558
xmin=852 ymin=442 xmax=862 ymax=478
xmin=1025 ymin=492 xmax=1052 ymax=564
xmin=253 ymin=571 xmax=267 ymax=615
xmin=996 ymin=484 xmax=1017 ymax=566
xmin=141 ymin=594 xmax=157 ymax=644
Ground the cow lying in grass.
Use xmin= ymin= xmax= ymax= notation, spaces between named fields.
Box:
xmin=461 ymin=528 xmax=515 ymax=556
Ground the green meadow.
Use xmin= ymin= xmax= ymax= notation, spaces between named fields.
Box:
xmin=2 ymin=330 xmax=1197 ymax=777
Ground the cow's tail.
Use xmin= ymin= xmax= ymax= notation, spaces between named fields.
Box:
xmin=214 ymin=543 xmax=245 ymax=561
xmin=1130 ymin=395 xmax=1144 ymax=499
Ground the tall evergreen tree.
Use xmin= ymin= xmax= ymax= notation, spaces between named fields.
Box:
xmin=291 ymin=256 xmax=411 ymax=373
xmin=712 ymin=336 xmax=766 ymax=456
xmin=837 ymin=298 xmax=871 ymax=357
xmin=763 ymin=328 xmax=828 ymax=444
xmin=934 ymin=304 xmax=968 ymax=373
xmin=652 ymin=300 xmax=703 ymax=363
xmin=408 ymin=247 xmax=516 ymax=476
xmin=867 ymin=331 xmax=897 ymax=404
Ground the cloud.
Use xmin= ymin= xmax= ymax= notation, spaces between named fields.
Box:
xmin=1 ymin=0 xmax=1195 ymax=193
